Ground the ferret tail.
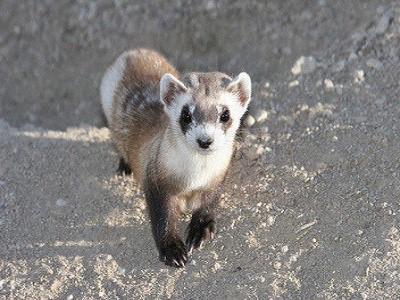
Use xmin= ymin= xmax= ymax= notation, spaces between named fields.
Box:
xmin=99 ymin=51 xmax=136 ymax=125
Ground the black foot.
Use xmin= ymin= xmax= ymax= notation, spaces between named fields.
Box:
xmin=117 ymin=158 xmax=132 ymax=176
xmin=186 ymin=215 xmax=216 ymax=253
xmin=159 ymin=237 xmax=188 ymax=268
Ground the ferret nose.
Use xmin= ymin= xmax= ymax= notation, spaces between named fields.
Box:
xmin=197 ymin=138 xmax=213 ymax=149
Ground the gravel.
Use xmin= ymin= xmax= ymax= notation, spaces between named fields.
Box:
xmin=1 ymin=0 xmax=400 ymax=299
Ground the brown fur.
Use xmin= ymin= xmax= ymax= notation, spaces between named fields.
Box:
xmin=106 ymin=49 xmax=244 ymax=267
xmin=110 ymin=49 xmax=179 ymax=183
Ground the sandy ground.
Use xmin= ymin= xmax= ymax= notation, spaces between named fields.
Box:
xmin=1 ymin=1 xmax=400 ymax=299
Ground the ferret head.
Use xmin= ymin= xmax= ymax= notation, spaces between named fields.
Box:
xmin=160 ymin=72 xmax=251 ymax=155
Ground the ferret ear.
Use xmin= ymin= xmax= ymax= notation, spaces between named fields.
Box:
xmin=226 ymin=72 xmax=252 ymax=108
xmin=160 ymin=74 xmax=187 ymax=106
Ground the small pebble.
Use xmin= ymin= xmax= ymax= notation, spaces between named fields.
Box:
xmin=273 ymin=261 xmax=282 ymax=270
xmin=291 ymin=56 xmax=317 ymax=75
xmin=353 ymin=70 xmax=365 ymax=84
xmin=324 ymin=79 xmax=335 ymax=90
xmin=214 ymin=262 xmax=221 ymax=271
xmin=288 ymin=80 xmax=300 ymax=88
xmin=267 ymin=215 xmax=275 ymax=226
xmin=254 ymin=109 xmax=268 ymax=123
xmin=67 ymin=295 xmax=74 ymax=300
xmin=281 ymin=245 xmax=289 ymax=253
xmin=242 ymin=115 xmax=255 ymax=128
xmin=256 ymin=146 xmax=264 ymax=156
xmin=56 ymin=198 xmax=68 ymax=206
xmin=300 ymin=104 xmax=309 ymax=111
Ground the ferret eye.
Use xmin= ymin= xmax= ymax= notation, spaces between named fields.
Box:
xmin=220 ymin=110 xmax=230 ymax=123
xmin=181 ymin=110 xmax=192 ymax=124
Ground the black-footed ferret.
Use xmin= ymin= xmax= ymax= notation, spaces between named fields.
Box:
xmin=100 ymin=48 xmax=251 ymax=267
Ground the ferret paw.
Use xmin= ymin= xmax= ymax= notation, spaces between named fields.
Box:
xmin=117 ymin=158 xmax=132 ymax=176
xmin=159 ymin=238 xmax=188 ymax=268
xmin=186 ymin=217 xmax=216 ymax=253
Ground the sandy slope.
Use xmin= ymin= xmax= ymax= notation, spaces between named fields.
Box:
xmin=1 ymin=1 xmax=400 ymax=299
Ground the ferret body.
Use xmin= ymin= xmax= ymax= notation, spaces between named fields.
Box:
xmin=100 ymin=48 xmax=251 ymax=267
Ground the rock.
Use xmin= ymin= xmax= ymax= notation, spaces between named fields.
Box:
xmin=253 ymin=109 xmax=268 ymax=123
xmin=291 ymin=56 xmax=317 ymax=75
xmin=273 ymin=261 xmax=282 ymax=270
xmin=353 ymin=70 xmax=365 ymax=84
xmin=300 ymin=104 xmax=309 ymax=111
xmin=267 ymin=215 xmax=275 ymax=226
xmin=324 ymin=79 xmax=335 ymax=90
xmin=288 ymin=80 xmax=300 ymax=88
xmin=242 ymin=115 xmax=255 ymax=128
xmin=366 ymin=58 xmax=383 ymax=69
xmin=214 ymin=262 xmax=221 ymax=271
xmin=256 ymin=145 xmax=265 ymax=156
xmin=56 ymin=198 xmax=68 ymax=206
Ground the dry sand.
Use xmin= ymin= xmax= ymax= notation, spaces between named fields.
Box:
xmin=1 ymin=1 xmax=400 ymax=299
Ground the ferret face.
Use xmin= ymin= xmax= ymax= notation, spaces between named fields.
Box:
xmin=160 ymin=72 xmax=251 ymax=155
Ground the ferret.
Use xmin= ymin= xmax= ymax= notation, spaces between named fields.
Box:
xmin=100 ymin=48 xmax=251 ymax=267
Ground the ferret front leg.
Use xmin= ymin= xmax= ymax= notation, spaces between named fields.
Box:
xmin=144 ymin=183 xmax=187 ymax=267
xmin=186 ymin=192 xmax=218 ymax=253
